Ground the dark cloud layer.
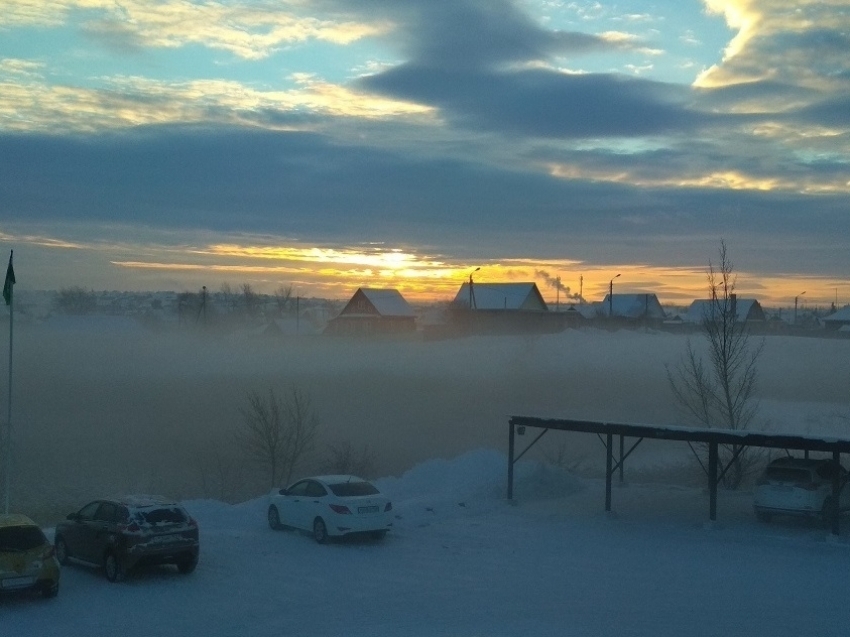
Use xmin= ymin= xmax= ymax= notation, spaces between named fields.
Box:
xmin=2 ymin=127 xmax=848 ymax=275
xmin=322 ymin=0 xmax=624 ymax=70
xmin=362 ymin=66 xmax=702 ymax=138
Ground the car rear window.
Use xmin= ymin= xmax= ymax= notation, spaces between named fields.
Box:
xmin=0 ymin=525 xmax=47 ymax=551
xmin=328 ymin=482 xmax=379 ymax=497
xmin=765 ymin=467 xmax=812 ymax=483
xmin=133 ymin=507 xmax=188 ymax=526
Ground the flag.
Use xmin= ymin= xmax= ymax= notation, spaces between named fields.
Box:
xmin=3 ymin=251 xmax=14 ymax=306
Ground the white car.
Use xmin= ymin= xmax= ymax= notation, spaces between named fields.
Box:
xmin=267 ymin=475 xmax=393 ymax=543
xmin=753 ymin=457 xmax=850 ymax=522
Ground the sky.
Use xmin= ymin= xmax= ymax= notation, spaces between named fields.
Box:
xmin=0 ymin=0 xmax=848 ymax=307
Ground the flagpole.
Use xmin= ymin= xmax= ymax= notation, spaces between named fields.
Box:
xmin=4 ymin=272 xmax=11 ymax=514
xmin=3 ymin=250 xmax=13 ymax=514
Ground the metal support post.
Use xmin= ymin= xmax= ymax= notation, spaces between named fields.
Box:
xmin=619 ymin=435 xmax=624 ymax=483
xmin=507 ymin=423 xmax=515 ymax=500
xmin=605 ymin=433 xmax=613 ymax=511
xmin=832 ymin=450 xmax=841 ymax=536
xmin=708 ymin=442 xmax=718 ymax=521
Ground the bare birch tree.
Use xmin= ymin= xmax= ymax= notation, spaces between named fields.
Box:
xmin=667 ymin=240 xmax=764 ymax=488
xmin=237 ymin=386 xmax=321 ymax=489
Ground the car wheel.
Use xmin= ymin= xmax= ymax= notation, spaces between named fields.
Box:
xmin=821 ymin=497 xmax=835 ymax=525
xmin=313 ymin=517 xmax=328 ymax=544
xmin=177 ymin=554 xmax=198 ymax=574
xmin=54 ymin=536 xmax=69 ymax=566
xmin=268 ymin=505 xmax=282 ymax=530
xmin=42 ymin=581 xmax=59 ymax=598
xmin=104 ymin=551 xmax=126 ymax=583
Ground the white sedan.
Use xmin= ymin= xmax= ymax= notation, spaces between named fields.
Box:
xmin=267 ymin=475 xmax=393 ymax=543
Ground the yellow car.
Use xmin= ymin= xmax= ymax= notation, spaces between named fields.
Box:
xmin=0 ymin=514 xmax=60 ymax=598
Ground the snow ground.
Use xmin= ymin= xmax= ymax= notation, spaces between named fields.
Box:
xmin=5 ymin=449 xmax=850 ymax=637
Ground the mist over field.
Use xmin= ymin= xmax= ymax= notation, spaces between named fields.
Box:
xmin=7 ymin=319 xmax=849 ymax=523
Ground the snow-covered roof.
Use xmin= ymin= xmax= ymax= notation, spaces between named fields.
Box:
xmin=682 ymin=298 xmax=764 ymax=323
xmin=824 ymin=305 xmax=850 ymax=322
xmin=453 ymin=282 xmax=548 ymax=311
xmin=361 ymin=288 xmax=415 ymax=317
xmin=340 ymin=288 xmax=415 ymax=318
xmin=597 ymin=293 xmax=666 ymax=319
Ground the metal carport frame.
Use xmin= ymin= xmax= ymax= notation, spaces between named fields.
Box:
xmin=507 ymin=416 xmax=850 ymax=535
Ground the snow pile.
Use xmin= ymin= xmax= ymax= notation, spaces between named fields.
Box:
xmin=375 ymin=448 xmax=583 ymax=527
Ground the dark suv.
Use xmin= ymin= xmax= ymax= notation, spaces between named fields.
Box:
xmin=54 ymin=496 xmax=199 ymax=582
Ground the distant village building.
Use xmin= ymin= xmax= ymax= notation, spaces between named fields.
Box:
xmin=452 ymin=282 xmax=548 ymax=311
xmin=324 ymin=288 xmax=416 ymax=336
xmin=595 ymin=293 xmax=666 ymax=320
xmin=682 ymin=296 xmax=765 ymax=324
xmin=823 ymin=305 xmax=850 ymax=331
xmin=441 ymin=282 xmax=572 ymax=336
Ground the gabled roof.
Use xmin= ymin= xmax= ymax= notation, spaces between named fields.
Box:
xmin=339 ymin=288 xmax=415 ymax=318
xmin=453 ymin=282 xmax=548 ymax=311
xmin=597 ymin=293 xmax=666 ymax=319
xmin=683 ymin=298 xmax=764 ymax=323
xmin=824 ymin=305 xmax=850 ymax=322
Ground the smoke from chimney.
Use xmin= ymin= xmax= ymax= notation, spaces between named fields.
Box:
xmin=535 ymin=270 xmax=581 ymax=301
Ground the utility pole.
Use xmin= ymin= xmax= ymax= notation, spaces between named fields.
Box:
xmin=609 ymin=273 xmax=620 ymax=318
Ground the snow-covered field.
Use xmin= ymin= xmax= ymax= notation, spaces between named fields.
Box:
xmin=3 ymin=321 xmax=850 ymax=634
xmin=5 ymin=449 xmax=850 ymax=636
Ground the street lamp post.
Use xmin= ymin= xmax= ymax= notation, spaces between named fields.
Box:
xmin=794 ymin=291 xmax=806 ymax=325
xmin=469 ymin=267 xmax=480 ymax=310
xmin=609 ymin=273 xmax=620 ymax=317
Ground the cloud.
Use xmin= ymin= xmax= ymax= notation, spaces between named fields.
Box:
xmin=319 ymin=0 xmax=639 ymax=70
xmin=0 ymin=71 xmax=434 ymax=134
xmin=2 ymin=0 xmax=388 ymax=60
xmin=361 ymin=64 xmax=702 ymax=138
xmin=2 ymin=126 xmax=849 ymax=271
xmin=697 ymin=0 xmax=850 ymax=92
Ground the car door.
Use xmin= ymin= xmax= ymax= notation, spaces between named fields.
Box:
xmin=304 ymin=480 xmax=329 ymax=525
xmin=278 ymin=480 xmax=311 ymax=531
xmin=89 ymin=502 xmax=119 ymax=564
xmin=63 ymin=501 xmax=102 ymax=563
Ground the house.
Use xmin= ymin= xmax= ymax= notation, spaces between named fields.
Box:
xmin=595 ymin=293 xmax=666 ymax=320
xmin=441 ymin=282 xmax=572 ymax=336
xmin=452 ymin=282 xmax=548 ymax=311
xmin=324 ymin=288 xmax=416 ymax=336
xmin=682 ymin=296 xmax=765 ymax=324
xmin=823 ymin=305 xmax=850 ymax=331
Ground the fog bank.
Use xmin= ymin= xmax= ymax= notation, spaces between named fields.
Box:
xmin=6 ymin=320 xmax=849 ymax=522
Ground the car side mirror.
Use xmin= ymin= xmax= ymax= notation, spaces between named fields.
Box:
xmin=278 ymin=489 xmax=288 ymax=496
xmin=67 ymin=512 xmax=79 ymax=521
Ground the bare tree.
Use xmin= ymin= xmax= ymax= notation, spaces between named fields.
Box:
xmin=219 ymin=282 xmax=240 ymax=314
xmin=240 ymin=282 xmax=261 ymax=318
xmin=321 ymin=440 xmax=376 ymax=478
xmin=55 ymin=286 xmax=97 ymax=314
xmin=237 ymin=386 xmax=321 ymax=489
xmin=196 ymin=440 xmax=247 ymax=502
xmin=667 ymin=240 xmax=764 ymax=488
xmin=274 ymin=284 xmax=293 ymax=316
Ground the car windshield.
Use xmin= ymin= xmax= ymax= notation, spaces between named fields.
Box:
xmin=133 ymin=507 xmax=188 ymax=526
xmin=0 ymin=525 xmax=47 ymax=552
xmin=765 ymin=467 xmax=812 ymax=483
xmin=328 ymin=481 xmax=380 ymax=497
